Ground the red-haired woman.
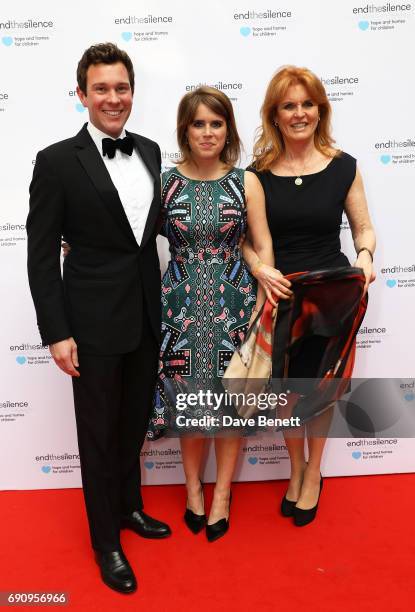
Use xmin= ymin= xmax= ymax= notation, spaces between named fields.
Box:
xmin=243 ymin=66 xmax=376 ymax=526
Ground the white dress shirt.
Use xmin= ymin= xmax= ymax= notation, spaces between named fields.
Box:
xmin=87 ymin=122 xmax=154 ymax=246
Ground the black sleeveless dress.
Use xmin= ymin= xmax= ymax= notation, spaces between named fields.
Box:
xmin=248 ymin=152 xmax=357 ymax=379
xmin=247 ymin=152 xmax=356 ymax=275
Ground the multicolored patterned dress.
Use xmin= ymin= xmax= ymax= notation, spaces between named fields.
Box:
xmin=147 ymin=166 xmax=256 ymax=438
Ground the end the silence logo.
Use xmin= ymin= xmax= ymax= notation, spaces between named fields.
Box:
xmin=401 ymin=381 xmax=414 ymax=401
xmin=0 ymin=221 xmax=26 ymax=247
xmin=234 ymin=8 xmax=292 ymax=37
xmin=186 ymin=81 xmax=243 ymax=93
xmin=36 ymin=452 xmax=80 ymax=476
xmin=354 ymin=3 xmax=413 ymax=31
xmin=234 ymin=8 xmax=292 ymax=20
xmin=115 ymin=14 xmax=173 ymax=25
xmin=0 ymin=19 xmax=54 ymax=47
xmin=375 ymin=138 xmax=415 ymax=166
xmin=161 ymin=151 xmax=181 ymax=172
xmin=358 ymin=326 xmax=386 ymax=335
xmin=11 ymin=342 xmax=51 ymax=366
xmin=115 ymin=14 xmax=173 ymax=43
xmin=381 ymin=264 xmax=415 ymax=289
xmin=68 ymin=90 xmax=85 ymax=113
xmin=352 ymin=451 xmax=362 ymax=460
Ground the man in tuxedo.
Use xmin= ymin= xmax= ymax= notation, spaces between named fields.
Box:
xmin=27 ymin=43 xmax=170 ymax=594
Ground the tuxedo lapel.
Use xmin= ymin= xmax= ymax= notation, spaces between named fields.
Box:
xmin=74 ymin=125 xmax=137 ymax=245
xmin=129 ymin=132 xmax=159 ymax=181
xmin=128 ymin=132 xmax=161 ymax=248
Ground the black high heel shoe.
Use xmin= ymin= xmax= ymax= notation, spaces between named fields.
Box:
xmin=206 ymin=492 xmax=232 ymax=543
xmin=184 ymin=482 xmax=206 ymax=534
xmin=281 ymin=462 xmax=308 ymax=517
xmin=293 ymin=475 xmax=323 ymax=527
xmin=281 ymin=495 xmax=297 ymax=517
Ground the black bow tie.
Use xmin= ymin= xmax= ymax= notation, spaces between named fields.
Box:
xmin=102 ymin=136 xmax=134 ymax=159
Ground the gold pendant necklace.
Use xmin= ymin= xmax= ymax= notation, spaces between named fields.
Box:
xmin=286 ymin=152 xmax=314 ymax=187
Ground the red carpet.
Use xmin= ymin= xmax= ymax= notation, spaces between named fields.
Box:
xmin=1 ymin=475 xmax=414 ymax=611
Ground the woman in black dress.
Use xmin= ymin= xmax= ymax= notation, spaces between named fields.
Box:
xmin=243 ymin=66 xmax=376 ymax=526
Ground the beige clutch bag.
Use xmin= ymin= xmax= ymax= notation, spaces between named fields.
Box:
xmin=222 ymin=300 xmax=277 ymax=417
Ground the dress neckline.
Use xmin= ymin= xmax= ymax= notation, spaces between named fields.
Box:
xmin=269 ymin=155 xmax=336 ymax=179
xmin=174 ymin=166 xmax=236 ymax=183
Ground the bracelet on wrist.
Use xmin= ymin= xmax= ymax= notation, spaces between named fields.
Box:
xmin=357 ymin=247 xmax=373 ymax=262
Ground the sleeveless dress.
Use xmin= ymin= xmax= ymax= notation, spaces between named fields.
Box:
xmin=248 ymin=152 xmax=357 ymax=378
xmin=147 ymin=167 xmax=256 ymax=438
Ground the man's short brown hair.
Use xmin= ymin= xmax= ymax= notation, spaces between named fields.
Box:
xmin=77 ymin=42 xmax=135 ymax=94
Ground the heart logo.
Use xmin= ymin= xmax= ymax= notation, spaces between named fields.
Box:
xmin=248 ymin=456 xmax=258 ymax=465
xmin=16 ymin=356 xmax=26 ymax=365
xmin=380 ymin=155 xmax=391 ymax=165
xmin=386 ymin=279 xmax=396 ymax=288
xmin=75 ymin=103 xmax=85 ymax=113
xmin=240 ymin=27 xmax=251 ymax=37
xmin=2 ymin=36 xmax=13 ymax=46
xmin=358 ymin=20 xmax=369 ymax=31
xmin=122 ymin=32 xmax=133 ymax=42
xmin=352 ymin=451 xmax=362 ymax=460
xmin=405 ymin=393 xmax=414 ymax=402
xmin=41 ymin=465 xmax=52 ymax=474
xmin=144 ymin=461 xmax=154 ymax=470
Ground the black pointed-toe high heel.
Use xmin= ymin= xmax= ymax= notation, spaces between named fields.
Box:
xmin=184 ymin=481 xmax=206 ymax=534
xmin=184 ymin=508 xmax=206 ymax=534
xmin=281 ymin=495 xmax=297 ymax=517
xmin=281 ymin=463 xmax=308 ymax=517
xmin=293 ymin=475 xmax=323 ymax=527
xmin=206 ymin=492 xmax=232 ymax=543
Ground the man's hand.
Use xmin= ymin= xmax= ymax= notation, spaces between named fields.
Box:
xmin=49 ymin=337 xmax=80 ymax=377
xmin=61 ymin=241 xmax=71 ymax=258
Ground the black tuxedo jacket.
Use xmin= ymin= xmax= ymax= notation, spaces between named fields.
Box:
xmin=27 ymin=124 xmax=162 ymax=354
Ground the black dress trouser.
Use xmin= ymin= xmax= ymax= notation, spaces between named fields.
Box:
xmin=72 ymin=311 xmax=159 ymax=552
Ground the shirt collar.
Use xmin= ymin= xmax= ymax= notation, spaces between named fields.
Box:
xmin=87 ymin=122 xmax=127 ymax=153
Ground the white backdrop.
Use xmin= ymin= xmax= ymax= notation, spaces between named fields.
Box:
xmin=0 ymin=0 xmax=414 ymax=490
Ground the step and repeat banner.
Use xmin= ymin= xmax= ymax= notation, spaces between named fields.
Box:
xmin=0 ymin=0 xmax=414 ymax=489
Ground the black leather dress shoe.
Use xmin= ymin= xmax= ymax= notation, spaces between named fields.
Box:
xmin=95 ymin=550 xmax=137 ymax=594
xmin=121 ymin=510 xmax=171 ymax=539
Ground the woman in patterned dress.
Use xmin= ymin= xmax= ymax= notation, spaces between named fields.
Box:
xmin=148 ymin=87 xmax=290 ymax=541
